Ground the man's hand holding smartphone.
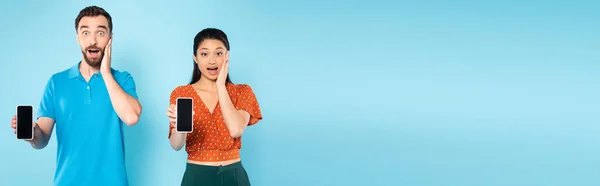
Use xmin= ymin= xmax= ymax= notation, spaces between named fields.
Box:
xmin=10 ymin=115 xmax=41 ymax=143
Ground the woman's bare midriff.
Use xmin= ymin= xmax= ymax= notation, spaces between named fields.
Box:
xmin=187 ymin=158 xmax=241 ymax=166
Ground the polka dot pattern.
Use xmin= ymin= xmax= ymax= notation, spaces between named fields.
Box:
xmin=168 ymin=83 xmax=263 ymax=162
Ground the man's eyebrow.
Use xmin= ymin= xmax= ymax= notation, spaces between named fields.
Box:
xmin=78 ymin=25 xmax=108 ymax=31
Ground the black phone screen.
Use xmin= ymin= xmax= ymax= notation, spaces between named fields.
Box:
xmin=176 ymin=98 xmax=193 ymax=132
xmin=16 ymin=105 xmax=33 ymax=140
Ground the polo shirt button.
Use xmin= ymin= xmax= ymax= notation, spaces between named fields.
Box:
xmin=87 ymin=86 xmax=90 ymax=89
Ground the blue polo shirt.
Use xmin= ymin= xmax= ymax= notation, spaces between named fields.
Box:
xmin=37 ymin=62 xmax=138 ymax=186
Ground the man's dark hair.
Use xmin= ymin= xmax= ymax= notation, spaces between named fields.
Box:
xmin=75 ymin=6 xmax=113 ymax=32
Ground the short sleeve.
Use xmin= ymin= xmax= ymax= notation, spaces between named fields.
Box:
xmin=37 ymin=77 xmax=56 ymax=120
xmin=168 ymin=86 xmax=184 ymax=138
xmin=235 ymin=84 xmax=262 ymax=126
xmin=118 ymin=72 xmax=138 ymax=99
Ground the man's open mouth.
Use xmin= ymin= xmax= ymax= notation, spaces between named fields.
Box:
xmin=87 ymin=48 xmax=101 ymax=58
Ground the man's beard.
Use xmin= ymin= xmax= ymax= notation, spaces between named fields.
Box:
xmin=81 ymin=47 xmax=104 ymax=68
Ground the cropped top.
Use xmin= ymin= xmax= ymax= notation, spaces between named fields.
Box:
xmin=168 ymin=83 xmax=262 ymax=162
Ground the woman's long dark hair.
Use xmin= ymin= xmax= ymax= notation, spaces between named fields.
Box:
xmin=190 ymin=28 xmax=232 ymax=84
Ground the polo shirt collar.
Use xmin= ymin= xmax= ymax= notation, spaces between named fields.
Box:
xmin=68 ymin=62 xmax=81 ymax=79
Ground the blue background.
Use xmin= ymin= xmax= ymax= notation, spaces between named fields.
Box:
xmin=1 ymin=0 xmax=599 ymax=186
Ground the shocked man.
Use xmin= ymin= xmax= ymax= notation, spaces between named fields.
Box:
xmin=10 ymin=5 xmax=142 ymax=186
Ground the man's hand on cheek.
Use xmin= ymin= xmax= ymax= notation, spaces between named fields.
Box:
xmin=101 ymin=38 xmax=112 ymax=75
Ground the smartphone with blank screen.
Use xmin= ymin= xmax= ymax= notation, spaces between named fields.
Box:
xmin=176 ymin=97 xmax=193 ymax=133
xmin=16 ymin=105 xmax=34 ymax=140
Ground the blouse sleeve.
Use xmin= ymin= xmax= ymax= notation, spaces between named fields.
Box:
xmin=235 ymin=84 xmax=263 ymax=126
